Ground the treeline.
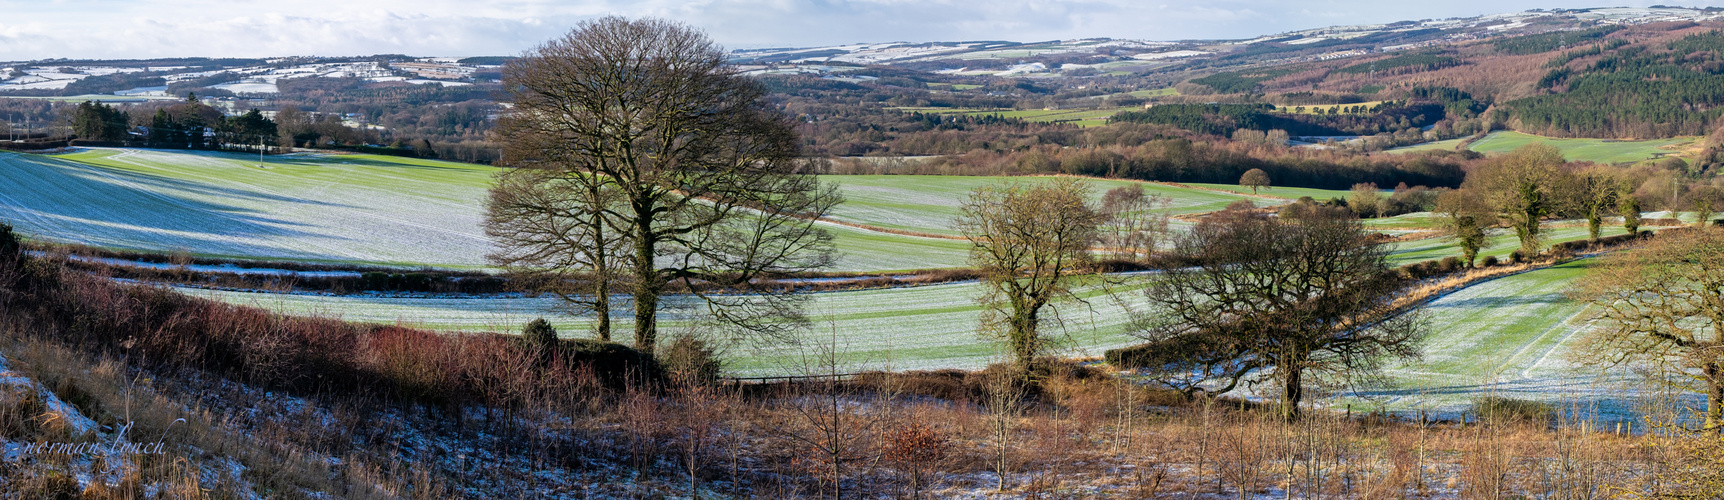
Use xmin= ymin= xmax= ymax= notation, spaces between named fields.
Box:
xmin=1543 ymin=39 xmax=1630 ymax=68
xmin=1334 ymin=52 xmax=1463 ymax=76
xmin=1185 ymin=69 xmax=1294 ymax=94
xmin=823 ymin=137 xmax=1470 ymax=190
xmin=144 ymin=100 xmax=276 ymax=152
xmin=1492 ymin=25 xmax=1623 ymax=55
xmin=1112 ymin=103 xmax=1338 ymax=136
xmin=1111 ymin=101 xmax=1447 ymax=138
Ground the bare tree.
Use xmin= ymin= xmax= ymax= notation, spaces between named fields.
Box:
xmin=486 ymin=166 xmax=627 ymax=340
xmin=1096 ymin=185 xmax=1171 ymax=261
xmin=1239 ymin=168 xmax=1271 ymax=194
xmin=1133 ymin=205 xmax=1427 ymax=420
xmin=954 ymin=178 xmax=1104 ymax=368
xmin=1465 ymin=144 xmax=1567 ymax=254
xmin=495 ymin=17 xmax=841 ymax=353
xmin=1569 ymin=228 xmax=1724 ymax=430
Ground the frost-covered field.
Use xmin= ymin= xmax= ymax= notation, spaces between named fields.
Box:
xmin=176 ymin=254 xmax=1663 ymax=417
xmin=0 ymin=149 xmax=973 ymax=271
xmin=823 ymin=175 xmax=1271 ymax=236
xmin=1350 ymin=259 xmax=1652 ymax=424
xmin=0 ymin=148 xmax=500 ymax=268
xmin=175 ymin=279 xmax=1146 ymax=376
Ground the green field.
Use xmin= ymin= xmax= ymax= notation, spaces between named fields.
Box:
xmin=823 ymin=175 xmax=1273 ymax=236
xmin=1363 ymin=211 xmax=1442 ymax=229
xmin=823 ymin=222 xmax=969 ymax=271
xmin=1389 ymin=131 xmax=1697 ymax=164
xmin=1386 ymin=225 xmax=1633 ymax=265
xmin=1179 ymin=183 xmax=1355 ymax=201
xmin=1384 ymin=137 xmax=1469 ymax=154
xmin=0 ymin=148 xmax=501 ymax=268
xmin=1350 ymin=259 xmax=1641 ymax=421
xmin=0 ymin=148 xmax=988 ymax=272
xmin=177 ymin=252 xmax=1638 ymax=408
xmin=1123 ymin=88 xmax=1178 ymax=99
xmin=1470 ymin=131 xmax=1696 ymax=163
xmin=176 ymin=279 xmax=1145 ymax=376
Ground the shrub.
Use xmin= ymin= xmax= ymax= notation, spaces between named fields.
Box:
xmin=0 ymin=223 xmax=17 ymax=261
xmin=367 ymin=326 xmax=456 ymax=403
xmin=1473 ymin=396 xmax=1553 ymax=425
xmin=1440 ymin=256 xmax=1462 ymax=272
xmin=522 ymin=318 xmax=558 ymax=349
xmin=551 ymin=339 xmax=664 ymax=389
xmin=1509 ymin=250 xmax=1528 ymax=263
xmin=659 ymin=334 xmax=721 ymax=384
xmin=1481 ymin=255 xmax=1499 ymax=267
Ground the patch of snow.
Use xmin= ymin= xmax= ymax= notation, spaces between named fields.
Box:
xmin=0 ymin=351 xmax=99 ymax=437
xmin=995 ymin=62 xmax=1047 ymax=76
xmin=115 ymin=86 xmax=169 ymax=96
xmin=1131 ymin=50 xmax=1207 ymax=60
xmin=404 ymin=79 xmax=470 ymax=87
xmin=210 ymin=81 xmax=279 ymax=94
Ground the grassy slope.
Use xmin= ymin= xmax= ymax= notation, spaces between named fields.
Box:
xmin=1178 ymin=183 xmax=1355 ymax=201
xmin=824 ymin=175 xmax=1272 ymax=236
xmin=177 ymin=248 xmax=1624 ymax=388
xmin=1384 ymin=137 xmax=1469 ymax=154
xmin=1386 ymin=225 xmax=1633 ymax=265
xmin=1352 ymin=259 xmax=1639 ymax=420
xmin=1388 ymin=131 xmax=1696 ymax=163
xmin=0 ymin=148 xmax=972 ymax=272
xmin=1363 ymin=212 xmax=1442 ymax=229
xmin=176 ymin=279 xmax=1145 ymax=376
xmin=0 ymin=148 xmax=499 ymax=268
xmin=1467 ymin=131 xmax=1695 ymax=163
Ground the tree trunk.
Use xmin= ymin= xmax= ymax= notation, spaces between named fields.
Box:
xmin=1708 ymin=362 xmax=1723 ymax=432
xmin=595 ymin=282 xmax=611 ymax=342
xmin=1586 ymin=214 xmax=1602 ymax=242
xmin=1280 ymin=365 xmax=1304 ymax=422
xmin=594 ymin=216 xmax=612 ymax=342
xmin=1011 ymin=301 xmax=1040 ymax=369
xmin=633 ymin=216 xmax=660 ymax=354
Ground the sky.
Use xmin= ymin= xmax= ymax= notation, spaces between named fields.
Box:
xmin=1 ymin=1 xmax=1721 ymax=61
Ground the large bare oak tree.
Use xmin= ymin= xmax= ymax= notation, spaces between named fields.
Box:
xmin=1133 ymin=206 xmax=1427 ymax=420
xmin=490 ymin=17 xmax=839 ymax=353
xmin=1570 ymin=228 xmax=1724 ymax=430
